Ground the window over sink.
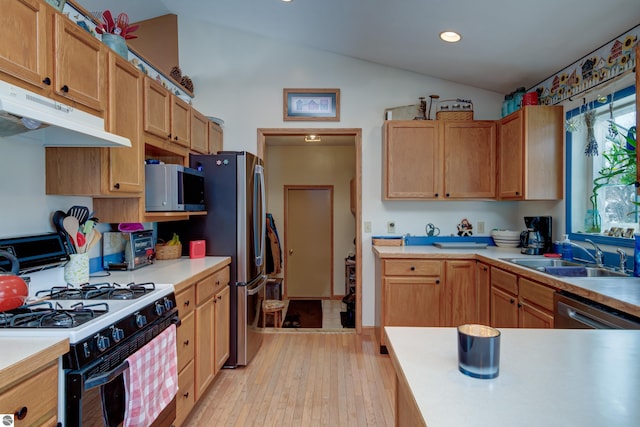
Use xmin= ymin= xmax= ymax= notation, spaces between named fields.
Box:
xmin=566 ymin=84 xmax=637 ymax=247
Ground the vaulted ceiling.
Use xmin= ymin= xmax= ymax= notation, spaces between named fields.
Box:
xmin=78 ymin=0 xmax=639 ymax=94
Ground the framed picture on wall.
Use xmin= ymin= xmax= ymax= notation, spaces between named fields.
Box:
xmin=283 ymin=88 xmax=340 ymax=121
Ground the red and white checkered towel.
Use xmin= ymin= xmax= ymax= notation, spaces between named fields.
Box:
xmin=123 ymin=324 xmax=178 ymax=427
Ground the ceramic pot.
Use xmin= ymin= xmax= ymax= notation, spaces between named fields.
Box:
xmin=102 ymin=33 xmax=128 ymax=59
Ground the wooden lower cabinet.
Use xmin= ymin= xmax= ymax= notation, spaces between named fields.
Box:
xmin=444 ymin=260 xmax=477 ymax=327
xmin=379 ymin=259 xmax=443 ymax=348
xmin=476 ymin=262 xmax=491 ymax=325
xmin=174 ymin=263 xmax=230 ymax=426
xmin=490 ymin=266 xmax=555 ymax=328
xmin=0 ymin=362 xmax=58 ymax=427
xmin=378 ymin=258 xmax=483 ymax=349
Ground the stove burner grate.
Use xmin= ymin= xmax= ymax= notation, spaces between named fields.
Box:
xmin=0 ymin=302 xmax=109 ymax=329
xmin=35 ymin=281 xmax=157 ymax=301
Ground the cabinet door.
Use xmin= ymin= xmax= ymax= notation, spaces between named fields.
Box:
xmin=105 ymin=53 xmax=144 ymax=193
xmin=443 ymin=121 xmax=496 ymax=198
xmin=384 ymin=277 xmax=443 ymax=328
xmin=190 ymin=109 xmax=209 ymax=153
xmin=383 ymin=121 xmax=440 ymax=199
xmin=498 ymin=111 xmax=524 ymax=199
xmin=519 ymin=301 xmax=554 ymax=328
xmin=195 ymin=298 xmax=215 ymax=400
xmin=476 ymin=262 xmax=491 ymax=325
xmin=213 ymin=285 xmax=230 ymax=374
xmin=445 ymin=260 xmax=477 ymax=327
xmin=176 ymin=360 xmax=195 ymax=427
xmin=176 ymin=310 xmax=195 ymax=372
xmin=144 ymin=77 xmax=171 ymax=138
xmin=53 ymin=14 xmax=106 ymax=113
xmin=171 ymin=96 xmax=191 ymax=147
xmin=0 ymin=0 xmax=49 ymax=91
xmin=208 ymin=122 xmax=223 ymax=154
xmin=490 ymin=286 xmax=518 ymax=328
xmin=0 ymin=362 xmax=58 ymax=427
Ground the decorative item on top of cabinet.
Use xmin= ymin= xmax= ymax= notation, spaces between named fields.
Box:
xmin=498 ymin=105 xmax=564 ymax=200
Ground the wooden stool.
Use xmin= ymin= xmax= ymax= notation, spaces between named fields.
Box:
xmin=262 ymin=299 xmax=285 ymax=328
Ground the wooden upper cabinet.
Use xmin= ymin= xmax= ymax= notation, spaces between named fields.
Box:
xmin=498 ymin=106 xmax=564 ymax=200
xmin=143 ymin=77 xmax=172 ymax=138
xmin=383 ymin=120 xmax=440 ymax=199
xmin=208 ymin=122 xmax=223 ymax=154
xmin=171 ymin=96 xmax=191 ymax=147
xmin=443 ymin=121 xmax=496 ymax=199
xmin=498 ymin=112 xmax=524 ymax=198
xmin=45 ymin=54 xmax=143 ymax=196
xmin=191 ymin=109 xmax=209 ymax=154
xmin=53 ymin=14 xmax=106 ymax=114
xmin=0 ymin=0 xmax=49 ymax=91
xmin=105 ymin=52 xmax=144 ymax=194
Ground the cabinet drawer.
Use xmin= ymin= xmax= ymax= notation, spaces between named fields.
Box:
xmin=177 ymin=311 xmax=195 ymax=372
xmin=176 ymin=286 xmax=195 ymax=317
xmin=196 ymin=267 xmax=230 ymax=305
xmin=0 ymin=362 xmax=58 ymax=427
xmin=383 ymin=260 xmax=441 ymax=276
xmin=519 ymin=278 xmax=555 ymax=312
xmin=491 ymin=267 xmax=518 ymax=295
xmin=176 ymin=360 xmax=195 ymax=427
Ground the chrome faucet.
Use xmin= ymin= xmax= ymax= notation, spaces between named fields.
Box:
xmin=615 ymin=248 xmax=627 ymax=272
xmin=565 ymin=239 xmax=604 ymax=267
xmin=584 ymin=239 xmax=605 ymax=267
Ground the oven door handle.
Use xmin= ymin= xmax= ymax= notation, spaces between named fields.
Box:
xmin=84 ymin=360 xmax=130 ymax=391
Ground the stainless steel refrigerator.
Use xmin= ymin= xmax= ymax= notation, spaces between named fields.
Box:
xmin=188 ymin=151 xmax=267 ymax=367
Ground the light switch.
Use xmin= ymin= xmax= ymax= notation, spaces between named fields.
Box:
xmin=387 ymin=221 xmax=396 ymax=234
xmin=364 ymin=221 xmax=372 ymax=233
xmin=477 ymin=221 xmax=485 ymax=234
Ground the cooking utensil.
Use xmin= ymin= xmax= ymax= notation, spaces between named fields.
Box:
xmin=63 ymin=216 xmax=80 ymax=250
xmin=76 ymin=232 xmax=87 ymax=253
xmin=67 ymin=205 xmax=90 ymax=225
xmin=86 ymin=230 xmax=102 ymax=252
xmin=0 ymin=250 xmax=29 ymax=312
xmin=116 ymin=12 xmax=129 ymax=36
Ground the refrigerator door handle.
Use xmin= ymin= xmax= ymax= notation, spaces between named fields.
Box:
xmin=254 ymin=164 xmax=266 ymax=267
xmin=247 ymin=275 xmax=267 ymax=296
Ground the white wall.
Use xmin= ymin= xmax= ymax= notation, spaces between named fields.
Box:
xmin=177 ymin=18 xmax=532 ymax=326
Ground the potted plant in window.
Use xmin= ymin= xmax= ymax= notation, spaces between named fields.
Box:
xmin=94 ymin=11 xmax=138 ymax=59
xmin=587 ymin=122 xmax=637 ymax=233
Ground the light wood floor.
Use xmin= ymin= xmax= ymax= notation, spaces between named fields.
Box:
xmin=184 ymin=329 xmax=395 ymax=426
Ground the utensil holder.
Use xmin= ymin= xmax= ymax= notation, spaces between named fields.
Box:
xmin=64 ymin=253 xmax=89 ymax=285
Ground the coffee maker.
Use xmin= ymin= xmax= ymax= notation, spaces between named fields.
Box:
xmin=520 ymin=216 xmax=552 ymax=255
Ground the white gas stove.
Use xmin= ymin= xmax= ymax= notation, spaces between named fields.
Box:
xmin=0 ymin=267 xmax=178 ymax=427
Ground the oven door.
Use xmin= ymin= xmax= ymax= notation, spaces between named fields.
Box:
xmin=69 ymin=361 xmax=176 ymax=427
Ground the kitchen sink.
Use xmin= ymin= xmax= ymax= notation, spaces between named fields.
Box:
xmin=501 ymin=258 xmax=583 ymax=269
xmin=501 ymin=258 xmax=629 ymax=278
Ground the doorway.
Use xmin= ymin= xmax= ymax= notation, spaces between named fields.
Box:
xmin=257 ymin=128 xmax=362 ymax=332
xmin=284 ymin=186 xmax=333 ymax=298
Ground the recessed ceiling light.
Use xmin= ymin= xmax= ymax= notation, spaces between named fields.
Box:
xmin=281 ymin=0 xmax=294 ymax=3
xmin=439 ymin=31 xmax=462 ymax=43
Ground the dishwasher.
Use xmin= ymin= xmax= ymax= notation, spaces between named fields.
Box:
xmin=554 ymin=291 xmax=640 ymax=329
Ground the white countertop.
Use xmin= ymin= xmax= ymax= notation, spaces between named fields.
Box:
xmin=373 ymin=244 xmax=640 ymax=317
xmin=0 ymin=337 xmax=69 ymax=389
xmin=385 ymin=326 xmax=640 ymax=426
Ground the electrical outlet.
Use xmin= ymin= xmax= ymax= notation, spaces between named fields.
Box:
xmin=387 ymin=221 xmax=396 ymax=234
xmin=364 ymin=221 xmax=372 ymax=233
xmin=477 ymin=221 xmax=485 ymax=234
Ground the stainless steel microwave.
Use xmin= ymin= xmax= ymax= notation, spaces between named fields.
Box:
xmin=145 ymin=163 xmax=205 ymax=211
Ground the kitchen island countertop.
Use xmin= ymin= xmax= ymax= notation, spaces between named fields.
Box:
xmin=385 ymin=326 xmax=640 ymax=426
